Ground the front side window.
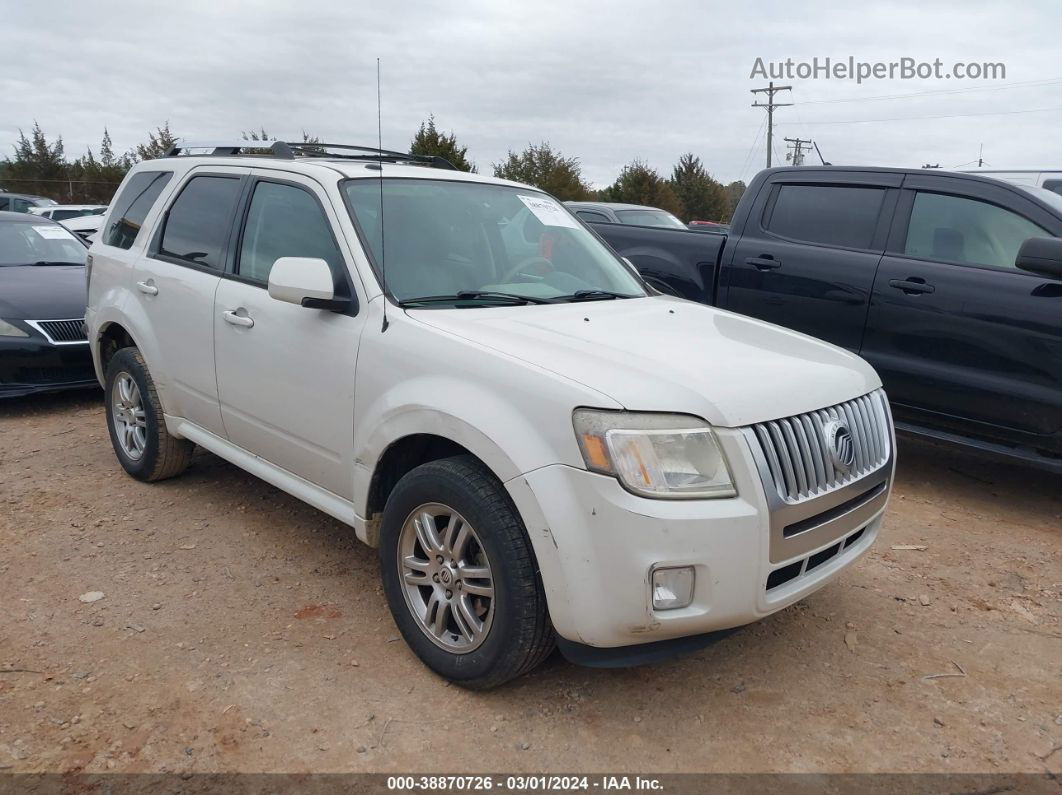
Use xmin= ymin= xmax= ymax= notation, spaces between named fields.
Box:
xmin=238 ymin=181 xmax=343 ymax=283
xmin=105 ymin=171 xmax=173 ymax=250
xmin=766 ymin=184 xmax=885 ymax=249
xmin=158 ymin=176 xmax=242 ymax=269
xmin=344 ymin=178 xmax=645 ymax=305
xmin=616 ymin=209 xmax=686 ymax=229
xmin=905 ymin=192 xmax=1049 ymax=270
xmin=12 ymin=198 xmax=32 ymax=213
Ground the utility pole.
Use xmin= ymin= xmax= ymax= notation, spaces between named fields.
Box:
xmin=751 ymin=81 xmax=792 ymax=168
xmin=784 ymin=136 xmax=812 ymax=167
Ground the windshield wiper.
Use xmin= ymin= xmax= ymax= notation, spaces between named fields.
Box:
xmin=555 ymin=290 xmax=637 ymax=302
xmin=399 ymin=290 xmax=556 ymax=307
xmin=30 ymin=260 xmax=83 ymax=267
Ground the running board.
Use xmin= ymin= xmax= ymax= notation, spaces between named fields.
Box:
xmin=168 ymin=418 xmax=360 ymax=529
xmin=894 ymin=421 xmax=1062 ymax=474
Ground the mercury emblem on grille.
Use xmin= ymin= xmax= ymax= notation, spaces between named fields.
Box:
xmin=822 ymin=418 xmax=856 ymax=474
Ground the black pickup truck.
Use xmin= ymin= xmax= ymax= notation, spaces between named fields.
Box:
xmin=586 ymin=167 xmax=1062 ymax=472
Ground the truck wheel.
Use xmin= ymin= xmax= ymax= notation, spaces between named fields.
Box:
xmin=104 ymin=347 xmax=194 ymax=482
xmin=379 ymin=455 xmax=554 ymax=689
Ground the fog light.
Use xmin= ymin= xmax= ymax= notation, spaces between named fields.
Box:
xmin=652 ymin=566 xmax=695 ymax=610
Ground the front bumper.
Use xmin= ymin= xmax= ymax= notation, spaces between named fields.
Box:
xmin=506 ymin=424 xmax=892 ymax=649
xmin=0 ymin=334 xmax=98 ymax=398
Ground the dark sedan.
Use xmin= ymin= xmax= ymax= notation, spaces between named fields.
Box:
xmin=0 ymin=211 xmax=97 ymax=398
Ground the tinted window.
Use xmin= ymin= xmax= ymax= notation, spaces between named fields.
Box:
xmin=237 ymin=181 xmax=342 ymax=283
xmin=105 ymin=171 xmax=173 ymax=249
xmin=1042 ymin=179 xmax=1062 ymax=197
xmin=905 ymin=192 xmax=1049 ymax=270
xmin=766 ymin=184 xmax=885 ymax=249
xmin=158 ymin=176 xmax=242 ymax=269
xmin=52 ymin=209 xmax=86 ymax=221
xmin=616 ymin=209 xmax=686 ymax=228
xmin=13 ymin=198 xmax=33 ymax=213
xmin=576 ymin=210 xmax=611 ymax=223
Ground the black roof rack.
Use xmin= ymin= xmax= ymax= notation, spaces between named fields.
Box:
xmin=163 ymin=140 xmax=458 ymax=170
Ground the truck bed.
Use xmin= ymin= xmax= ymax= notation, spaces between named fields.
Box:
xmin=588 ymin=221 xmax=726 ymax=304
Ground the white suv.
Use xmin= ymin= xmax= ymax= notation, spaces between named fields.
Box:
xmin=85 ymin=141 xmax=895 ymax=688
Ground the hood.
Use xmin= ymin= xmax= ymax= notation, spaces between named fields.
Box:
xmin=0 ymin=265 xmax=87 ymax=320
xmin=407 ymin=296 xmax=882 ymax=428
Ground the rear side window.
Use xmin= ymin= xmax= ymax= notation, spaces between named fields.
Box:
xmin=158 ymin=176 xmax=242 ymax=269
xmin=766 ymin=184 xmax=885 ymax=249
xmin=105 ymin=171 xmax=173 ymax=249
xmin=576 ymin=210 xmax=611 ymax=223
xmin=237 ymin=181 xmax=342 ymax=283
xmin=1043 ymin=179 xmax=1062 ymax=197
xmin=0 ymin=197 xmax=8 ymax=211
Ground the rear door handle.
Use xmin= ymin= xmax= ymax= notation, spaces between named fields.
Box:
xmin=222 ymin=309 xmax=254 ymax=328
xmin=889 ymin=278 xmax=935 ymax=295
xmin=136 ymin=280 xmax=158 ymax=296
xmin=746 ymin=256 xmax=781 ymax=271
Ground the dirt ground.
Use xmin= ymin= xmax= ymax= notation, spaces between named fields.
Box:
xmin=0 ymin=389 xmax=1059 ymax=776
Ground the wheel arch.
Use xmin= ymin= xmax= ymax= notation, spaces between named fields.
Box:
xmin=355 ymin=411 xmax=524 ymax=547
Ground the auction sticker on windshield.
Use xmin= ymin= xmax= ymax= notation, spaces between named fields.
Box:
xmin=518 ymin=194 xmax=580 ymax=229
xmin=33 ymin=225 xmax=76 ymax=240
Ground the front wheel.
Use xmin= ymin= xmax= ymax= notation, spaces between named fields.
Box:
xmin=378 ymin=455 xmax=554 ymax=689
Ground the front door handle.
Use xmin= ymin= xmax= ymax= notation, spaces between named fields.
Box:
xmin=136 ymin=280 xmax=158 ymax=296
xmin=889 ymin=278 xmax=935 ymax=295
xmin=746 ymin=256 xmax=781 ymax=271
xmin=222 ymin=309 xmax=254 ymax=328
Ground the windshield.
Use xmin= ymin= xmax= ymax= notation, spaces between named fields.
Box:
xmin=343 ymin=178 xmax=646 ymax=304
xmin=0 ymin=221 xmax=86 ymax=266
xmin=616 ymin=208 xmax=687 ymax=229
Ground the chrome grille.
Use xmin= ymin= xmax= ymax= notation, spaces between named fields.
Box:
xmin=749 ymin=390 xmax=891 ymax=504
xmin=27 ymin=319 xmax=87 ymax=345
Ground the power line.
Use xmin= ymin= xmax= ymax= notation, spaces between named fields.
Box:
xmin=793 ymin=105 xmax=1062 ymax=125
xmin=738 ymin=115 xmax=767 ymax=183
xmin=797 ymin=76 xmax=1062 ymax=106
xmin=751 ymin=82 xmax=792 ymax=168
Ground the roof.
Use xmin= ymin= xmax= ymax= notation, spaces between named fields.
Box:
xmin=0 ymin=210 xmax=60 ymax=224
xmin=0 ymin=192 xmax=49 ymax=201
xmin=134 ymin=154 xmax=530 ymax=190
xmin=566 ymin=201 xmax=665 ymax=211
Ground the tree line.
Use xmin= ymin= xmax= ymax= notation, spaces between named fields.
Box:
xmin=1 ymin=118 xmax=745 ymax=221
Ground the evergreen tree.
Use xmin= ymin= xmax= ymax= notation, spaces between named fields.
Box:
xmin=132 ymin=122 xmax=178 ymax=162
xmin=600 ymin=160 xmax=684 ymax=217
xmin=669 ymin=153 xmax=727 ymax=223
xmin=410 ymin=115 xmax=476 ymax=172
xmin=723 ymin=181 xmax=747 ymax=222
xmin=492 ymin=142 xmax=591 ymax=201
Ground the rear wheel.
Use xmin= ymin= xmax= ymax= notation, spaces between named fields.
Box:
xmin=104 ymin=347 xmax=194 ymax=482
xmin=379 ymin=455 xmax=554 ymax=689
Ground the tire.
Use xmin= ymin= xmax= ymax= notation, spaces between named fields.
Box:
xmin=104 ymin=347 xmax=194 ymax=482
xmin=379 ymin=455 xmax=554 ymax=689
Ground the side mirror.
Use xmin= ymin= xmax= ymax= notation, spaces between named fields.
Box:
xmin=267 ymin=257 xmax=348 ymax=310
xmin=1015 ymin=237 xmax=1062 ymax=280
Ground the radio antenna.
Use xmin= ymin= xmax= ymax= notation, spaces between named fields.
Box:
xmin=377 ymin=57 xmax=389 ymax=332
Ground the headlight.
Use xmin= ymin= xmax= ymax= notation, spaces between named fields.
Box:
xmin=572 ymin=409 xmax=736 ymax=499
xmin=0 ymin=319 xmax=28 ymax=338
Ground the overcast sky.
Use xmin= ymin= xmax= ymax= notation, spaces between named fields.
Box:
xmin=3 ymin=0 xmax=1059 ymax=187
